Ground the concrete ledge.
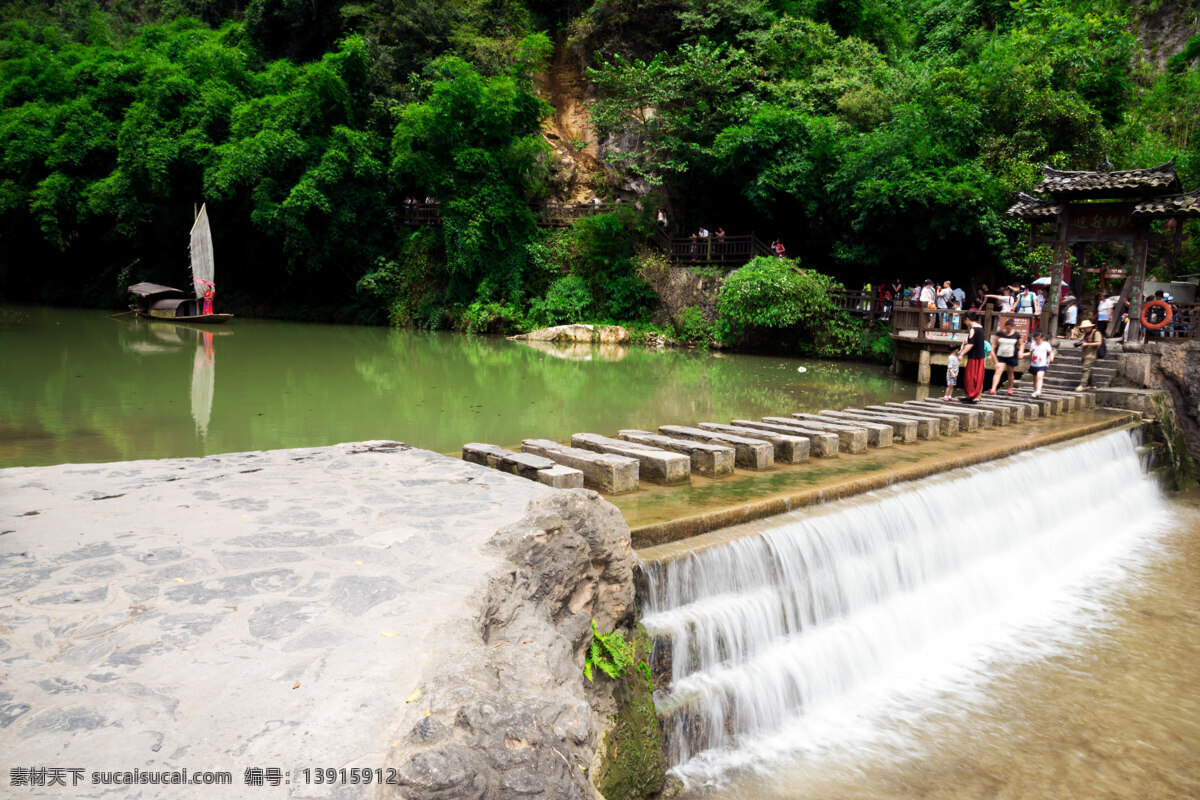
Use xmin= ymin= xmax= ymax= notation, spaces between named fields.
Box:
xmin=699 ymin=422 xmax=810 ymax=464
xmin=821 ymin=409 xmax=920 ymax=443
xmin=658 ymin=425 xmax=774 ymax=470
xmin=522 ymin=439 xmax=639 ymax=494
xmin=571 ymin=433 xmax=691 ymax=485
xmin=1094 ymin=387 xmax=1170 ymax=416
xmin=731 ymin=419 xmax=840 ymax=458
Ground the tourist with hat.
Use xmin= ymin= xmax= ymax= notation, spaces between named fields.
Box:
xmin=1075 ymin=319 xmax=1103 ymax=391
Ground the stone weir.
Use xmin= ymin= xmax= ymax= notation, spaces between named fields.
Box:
xmin=0 ymin=443 xmax=658 ymax=800
xmin=461 ymin=389 xmax=1139 ymax=550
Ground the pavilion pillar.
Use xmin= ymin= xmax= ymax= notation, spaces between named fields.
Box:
xmin=1048 ymin=210 xmax=1068 ymax=338
xmin=1126 ymin=222 xmax=1150 ymax=342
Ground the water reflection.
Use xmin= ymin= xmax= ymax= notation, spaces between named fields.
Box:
xmin=191 ymin=331 xmax=216 ymax=439
xmin=0 ymin=306 xmax=914 ymax=468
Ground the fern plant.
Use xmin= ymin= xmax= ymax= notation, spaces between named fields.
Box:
xmin=584 ymin=620 xmax=634 ymax=682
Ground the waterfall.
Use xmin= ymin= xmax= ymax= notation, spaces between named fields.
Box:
xmin=641 ymin=430 xmax=1173 ymax=782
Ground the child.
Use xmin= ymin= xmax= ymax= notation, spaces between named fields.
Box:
xmin=1027 ymin=330 xmax=1055 ymax=398
xmin=944 ymin=343 xmax=960 ymax=400
xmin=1063 ymin=299 xmax=1078 ymax=339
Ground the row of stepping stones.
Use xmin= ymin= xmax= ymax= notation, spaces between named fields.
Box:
xmin=462 ymin=387 xmax=1097 ymax=495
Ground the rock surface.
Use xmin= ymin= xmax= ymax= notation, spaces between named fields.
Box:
xmin=389 ymin=490 xmax=641 ymax=800
xmin=0 ymin=442 xmax=573 ymax=798
xmin=508 ymin=325 xmax=630 ymax=345
xmin=1143 ymin=340 xmax=1200 ymax=461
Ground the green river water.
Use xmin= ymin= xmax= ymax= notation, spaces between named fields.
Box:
xmin=0 ymin=306 xmax=913 ymax=468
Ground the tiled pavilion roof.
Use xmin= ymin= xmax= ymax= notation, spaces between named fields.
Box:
xmin=1132 ymin=187 xmax=1200 ymax=218
xmin=1006 ymin=192 xmax=1063 ymax=220
xmin=1033 ymin=159 xmax=1181 ymax=199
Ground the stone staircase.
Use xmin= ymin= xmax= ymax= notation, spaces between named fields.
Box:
xmin=1019 ymin=338 xmax=1123 ymax=391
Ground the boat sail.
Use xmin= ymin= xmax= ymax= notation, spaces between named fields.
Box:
xmin=127 ymin=203 xmax=233 ymax=323
xmin=190 ymin=204 xmax=216 ymax=307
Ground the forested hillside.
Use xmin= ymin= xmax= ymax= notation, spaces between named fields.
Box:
xmin=0 ymin=0 xmax=1197 ymax=339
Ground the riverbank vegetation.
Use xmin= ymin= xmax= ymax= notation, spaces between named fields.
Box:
xmin=0 ymin=0 xmax=1196 ymax=359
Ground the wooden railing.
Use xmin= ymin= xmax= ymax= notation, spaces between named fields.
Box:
xmin=663 ymin=234 xmax=773 ymax=265
xmin=890 ymin=305 xmax=1051 ymax=345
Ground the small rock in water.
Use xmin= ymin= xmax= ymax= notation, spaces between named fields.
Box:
xmin=797 ymin=366 xmax=808 ymax=373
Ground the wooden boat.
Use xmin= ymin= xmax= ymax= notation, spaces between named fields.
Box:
xmin=128 ymin=204 xmax=233 ymax=323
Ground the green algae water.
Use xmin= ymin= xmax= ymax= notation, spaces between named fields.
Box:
xmin=0 ymin=306 xmax=913 ymax=468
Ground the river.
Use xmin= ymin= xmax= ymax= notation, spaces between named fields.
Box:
xmin=0 ymin=306 xmax=911 ymax=468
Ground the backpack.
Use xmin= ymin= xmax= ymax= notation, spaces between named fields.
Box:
xmin=1098 ymin=338 xmax=1108 ymax=359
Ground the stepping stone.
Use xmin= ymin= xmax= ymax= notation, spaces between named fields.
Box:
xmin=762 ymin=416 xmax=866 ymax=454
xmin=792 ymin=412 xmax=894 ymax=448
xmin=730 ymin=420 xmax=840 ymax=458
xmin=462 ymin=443 xmax=584 ymax=487
xmin=571 ymin=433 xmax=691 ymax=485
xmin=658 ymin=425 xmax=774 ymax=470
xmin=982 ymin=394 xmax=1040 ymax=418
xmin=522 ymin=439 xmax=639 ymax=494
xmin=914 ymin=399 xmax=993 ymax=429
xmin=871 ymin=404 xmax=961 ymax=435
xmin=536 ymin=465 xmax=585 ymax=488
xmin=821 ymin=409 xmax=921 ymax=443
xmin=698 ymin=422 xmax=810 ymax=464
xmin=618 ymin=430 xmax=735 ymax=478
xmin=971 ymin=400 xmax=1014 ymax=424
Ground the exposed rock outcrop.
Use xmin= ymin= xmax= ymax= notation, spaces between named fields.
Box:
xmin=508 ymin=324 xmax=630 ymax=344
xmin=390 ymin=490 xmax=660 ymax=800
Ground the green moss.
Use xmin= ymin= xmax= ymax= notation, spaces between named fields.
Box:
xmin=593 ymin=625 xmax=668 ymax=800
xmin=1144 ymin=395 xmax=1200 ymax=490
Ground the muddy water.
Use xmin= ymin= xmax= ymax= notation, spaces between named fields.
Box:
xmin=683 ymin=488 xmax=1200 ymax=799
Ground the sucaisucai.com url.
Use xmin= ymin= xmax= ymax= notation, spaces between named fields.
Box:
xmin=91 ymin=769 xmax=233 ymax=785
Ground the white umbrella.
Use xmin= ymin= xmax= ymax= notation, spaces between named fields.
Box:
xmin=1031 ymin=276 xmax=1069 ymax=287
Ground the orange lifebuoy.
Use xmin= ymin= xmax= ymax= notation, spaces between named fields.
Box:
xmin=1140 ymin=299 xmax=1172 ymax=330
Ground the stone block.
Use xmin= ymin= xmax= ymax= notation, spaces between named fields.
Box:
xmin=821 ymin=410 xmax=920 ymax=443
xmin=521 ymin=439 xmax=639 ymax=494
xmin=874 ymin=404 xmax=963 ymax=435
xmin=535 ymin=465 xmax=585 ymax=489
xmin=462 ymin=442 xmax=512 ymax=468
xmin=910 ymin=400 xmax=992 ymax=430
xmin=657 ymin=425 xmax=774 ymax=470
xmin=697 ymin=423 xmax=810 ymax=464
xmin=970 ymin=400 xmax=1013 ymax=424
xmin=617 ymin=430 xmax=735 ymax=477
xmin=792 ymin=412 xmax=893 ymax=448
xmin=730 ymin=420 xmax=840 ymax=458
xmin=758 ymin=416 xmax=866 ymax=453
xmin=571 ymin=433 xmax=691 ymax=485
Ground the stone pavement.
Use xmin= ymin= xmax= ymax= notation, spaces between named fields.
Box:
xmin=0 ymin=442 xmax=550 ymax=798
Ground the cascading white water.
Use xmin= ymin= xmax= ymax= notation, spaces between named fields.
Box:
xmin=641 ymin=430 xmax=1173 ymax=782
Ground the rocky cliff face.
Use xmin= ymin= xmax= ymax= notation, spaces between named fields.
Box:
xmin=390 ymin=490 xmax=650 ymax=800
xmin=1145 ymin=340 xmax=1200 ymax=463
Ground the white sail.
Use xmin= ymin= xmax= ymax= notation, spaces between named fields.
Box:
xmin=189 ymin=204 xmax=215 ymax=299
